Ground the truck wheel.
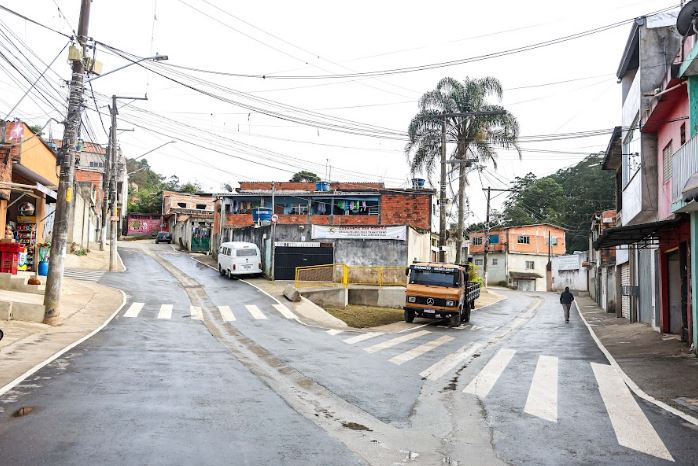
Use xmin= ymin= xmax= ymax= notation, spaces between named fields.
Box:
xmin=462 ymin=306 xmax=471 ymax=324
xmin=219 ymin=265 xmax=224 ymax=276
xmin=404 ymin=310 xmax=415 ymax=323
xmin=449 ymin=313 xmax=461 ymax=327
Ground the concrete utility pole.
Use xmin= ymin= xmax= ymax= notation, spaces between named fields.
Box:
xmin=482 ymin=187 xmax=515 ymax=289
xmin=43 ymin=0 xmax=91 ymax=325
xmin=483 ymin=187 xmax=491 ymax=289
xmin=107 ymin=94 xmax=147 ymax=271
xmin=99 ymin=126 xmax=112 ymax=251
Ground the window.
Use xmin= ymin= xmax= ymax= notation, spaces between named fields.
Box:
xmin=196 ymin=204 xmax=207 ymax=210
xmin=681 ymin=123 xmax=687 ymax=146
xmin=471 ymin=237 xmax=483 ymax=245
xmin=525 ymin=261 xmax=535 ymax=270
xmin=489 ymin=234 xmax=500 ymax=244
xmin=237 ymin=248 xmax=257 ymax=257
xmin=474 ymin=259 xmax=484 ymax=266
xmin=663 ymin=141 xmax=673 ymax=183
xmin=177 ymin=202 xmax=187 ymax=208
xmin=548 ymin=236 xmax=558 ymax=246
xmin=492 ymin=258 xmax=498 ymax=266
xmin=622 ymin=114 xmax=642 ymax=186
xmin=518 ymin=235 xmax=530 ymax=244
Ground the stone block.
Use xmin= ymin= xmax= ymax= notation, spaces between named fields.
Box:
xmin=11 ymin=302 xmax=45 ymax=322
xmin=283 ymin=285 xmax=301 ymax=302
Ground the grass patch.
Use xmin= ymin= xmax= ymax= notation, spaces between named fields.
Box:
xmin=325 ymin=304 xmax=404 ymax=328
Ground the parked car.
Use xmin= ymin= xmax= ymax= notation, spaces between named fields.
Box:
xmin=155 ymin=232 xmax=172 ymax=244
xmin=218 ymin=241 xmax=262 ymax=278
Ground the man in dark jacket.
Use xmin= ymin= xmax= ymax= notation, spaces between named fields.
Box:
xmin=560 ymin=287 xmax=574 ymax=323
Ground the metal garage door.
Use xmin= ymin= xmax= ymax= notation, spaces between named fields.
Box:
xmin=274 ymin=246 xmax=334 ymax=280
xmin=621 ymin=264 xmax=630 ymax=319
xmin=518 ymin=279 xmax=535 ymax=292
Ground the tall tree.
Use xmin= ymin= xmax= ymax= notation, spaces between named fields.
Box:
xmin=290 ymin=171 xmax=321 ymax=182
xmin=406 ymin=77 xmax=520 ymax=263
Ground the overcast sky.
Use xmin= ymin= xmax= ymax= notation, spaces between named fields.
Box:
xmin=1 ymin=0 xmax=679 ymax=225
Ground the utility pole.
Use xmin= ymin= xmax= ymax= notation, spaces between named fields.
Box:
xmin=483 ymin=187 xmax=491 ymax=289
xmin=107 ymin=95 xmax=147 ymax=272
xmin=438 ymin=119 xmax=447 ymax=263
xmin=482 ymin=187 xmax=516 ymax=289
xmin=99 ymin=126 xmax=111 ymax=251
xmin=43 ymin=0 xmax=91 ymax=325
xmin=270 ymin=181 xmax=276 ymax=279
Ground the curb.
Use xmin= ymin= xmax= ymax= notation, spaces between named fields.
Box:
xmin=574 ymin=301 xmax=698 ymax=427
xmin=0 ymin=289 xmax=128 ymax=397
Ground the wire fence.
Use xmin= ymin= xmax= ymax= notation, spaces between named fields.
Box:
xmin=295 ymin=264 xmax=406 ymax=288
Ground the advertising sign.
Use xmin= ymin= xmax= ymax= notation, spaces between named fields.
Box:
xmin=557 ymin=255 xmax=580 ymax=271
xmin=311 ymin=225 xmax=406 ymax=241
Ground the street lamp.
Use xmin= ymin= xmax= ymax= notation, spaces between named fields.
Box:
xmin=127 ymin=141 xmax=176 ymax=175
xmin=86 ymin=54 xmax=168 ymax=83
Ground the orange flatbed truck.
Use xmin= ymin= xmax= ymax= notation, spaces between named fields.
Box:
xmin=403 ymin=262 xmax=481 ymax=327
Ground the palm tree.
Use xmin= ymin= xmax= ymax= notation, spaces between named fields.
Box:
xmin=406 ymin=77 xmax=520 ymax=263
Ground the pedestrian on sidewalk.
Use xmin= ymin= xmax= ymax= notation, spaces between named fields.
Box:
xmin=560 ymin=287 xmax=574 ymax=323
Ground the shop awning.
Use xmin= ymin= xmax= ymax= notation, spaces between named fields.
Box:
xmin=593 ymin=217 xmax=684 ymax=250
xmin=509 ymin=271 xmax=543 ymax=279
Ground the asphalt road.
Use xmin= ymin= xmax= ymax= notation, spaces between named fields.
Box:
xmin=1 ymin=242 xmax=697 ymax=465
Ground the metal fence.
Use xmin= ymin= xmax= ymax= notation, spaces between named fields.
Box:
xmin=295 ymin=264 xmax=406 ymax=288
xmin=672 ymin=135 xmax=698 ymax=203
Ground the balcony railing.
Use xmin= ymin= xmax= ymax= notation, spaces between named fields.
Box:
xmin=672 ymin=135 xmax=698 ymax=205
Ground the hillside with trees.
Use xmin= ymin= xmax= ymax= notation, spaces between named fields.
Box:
xmin=127 ymin=158 xmax=201 ymax=213
xmin=467 ymin=154 xmax=614 ymax=253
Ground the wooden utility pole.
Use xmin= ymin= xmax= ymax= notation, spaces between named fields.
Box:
xmin=43 ymin=0 xmax=91 ymax=325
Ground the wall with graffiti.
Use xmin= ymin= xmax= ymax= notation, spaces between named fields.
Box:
xmin=127 ymin=214 xmax=163 ymax=236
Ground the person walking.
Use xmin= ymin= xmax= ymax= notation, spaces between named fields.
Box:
xmin=560 ymin=287 xmax=574 ymax=323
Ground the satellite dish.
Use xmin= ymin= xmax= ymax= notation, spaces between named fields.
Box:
xmin=677 ymin=0 xmax=698 ymax=36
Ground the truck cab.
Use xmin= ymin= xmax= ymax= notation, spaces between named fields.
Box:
xmin=404 ymin=262 xmax=480 ymax=327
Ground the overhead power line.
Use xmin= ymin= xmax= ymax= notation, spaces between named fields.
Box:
xmin=159 ymin=4 xmax=679 ymax=80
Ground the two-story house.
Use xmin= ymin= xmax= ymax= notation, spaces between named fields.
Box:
xmin=162 ymin=191 xmax=215 ymax=252
xmin=211 ymin=181 xmax=434 ymax=279
xmin=469 ymin=224 xmax=566 ymax=291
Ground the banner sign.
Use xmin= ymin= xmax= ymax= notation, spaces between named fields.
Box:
xmin=557 ymin=255 xmax=581 ymax=271
xmin=311 ymin=225 xmax=406 ymax=241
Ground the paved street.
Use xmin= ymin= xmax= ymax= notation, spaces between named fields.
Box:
xmin=1 ymin=243 xmax=697 ymax=465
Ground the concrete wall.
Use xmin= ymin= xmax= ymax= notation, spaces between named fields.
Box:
xmin=551 ymin=253 xmax=588 ymax=292
xmin=509 ymin=253 xmax=549 ymax=291
xmin=407 ymin=228 xmax=431 ymax=263
xmin=473 ymin=252 xmax=507 ymax=285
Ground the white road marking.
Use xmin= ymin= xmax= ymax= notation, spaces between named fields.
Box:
xmin=190 ymin=305 xmax=203 ymax=321
xmin=420 ymin=342 xmax=483 ymax=381
xmin=343 ymin=332 xmax=384 ymax=345
xmin=389 ymin=335 xmax=454 ymax=365
xmin=217 ymin=305 xmax=236 ymax=322
xmin=245 ymin=304 xmax=267 ymax=320
xmin=591 ymin=363 xmax=673 ymax=461
xmin=124 ymin=302 xmax=144 ymax=318
xmin=524 ymin=355 xmax=558 ymax=422
xmin=397 ymin=323 xmax=430 ymax=333
xmin=326 ymin=329 xmax=344 ymax=336
xmin=157 ymin=304 xmax=173 ymax=320
xmin=364 ymin=330 xmax=431 ymax=353
xmin=463 ymin=348 xmax=516 ymax=398
xmin=273 ymin=303 xmax=297 ymax=320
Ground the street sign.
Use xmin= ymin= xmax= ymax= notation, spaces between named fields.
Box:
xmin=271 ymin=214 xmax=279 ymax=223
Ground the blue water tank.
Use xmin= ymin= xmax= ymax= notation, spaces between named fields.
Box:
xmin=316 ymin=181 xmax=331 ymax=192
xmin=411 ymin=178 xmax=426 ymax=189
xmin=252 ymin=208 xmax=273 ymax=222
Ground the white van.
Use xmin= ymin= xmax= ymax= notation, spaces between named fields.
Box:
xmin=218 ymin=242 xmax=263 ymax=277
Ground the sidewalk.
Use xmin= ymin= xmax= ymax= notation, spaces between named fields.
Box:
xmin=64 ymin=241 xmax=126 ymax=272
xmin=575 ymin=294 xmax=698 ymax=420
xmin=0 ymin=278 xmax=125 ymax=395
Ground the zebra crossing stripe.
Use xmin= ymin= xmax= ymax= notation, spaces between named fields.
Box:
xmin=389 ymin=335 xmax=454 ymax=365
xmin=326 ymin=329 xmax=344 ymax=336
xmin=591 ymin=363 xmax=673 ymax=461
xmin=420 ymin=342 xmax=483 ymax=381
xmin=343 ymin=332 xmax=384 ymax=345
xmin=124 ymin=302 xmax=144 ymax=318
xmin=524 ymin=355 xmax=558 ymax=422
xmin=463 ymin=348 xmax=516 ymax=398
xmin=217 ymin=305 xmax=236 ymax=322
xmin=157 ymin=304 xmax=173 ymax=320
xmin=245 ymin=304 xmax=267 ymax=320
xmin=190 ymin=306 xmax=203 ymax=321
xmin=273 ymin=304 xmax=297 ymax=320
xmin=364 ymin=330 xmax=431 ymax=354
